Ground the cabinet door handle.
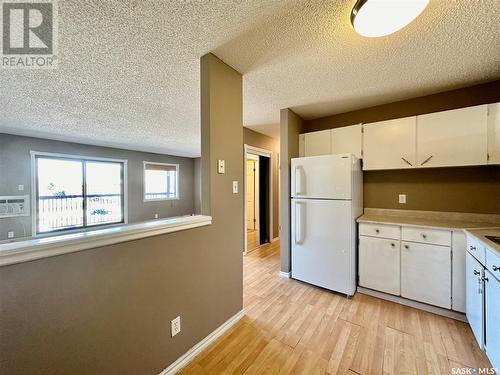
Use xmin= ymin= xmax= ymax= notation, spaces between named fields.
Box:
xmin=401 ymin=157 xmax=413 ymax=166
xmin=421 ymin=234 xmax=427 ymax=239
xmin=390 ymin=243 xmax=395 ymax=247
xmin=375 ymin=229 xmax=380 ymax=234
xmin=473 ymin=270 xmax=481 ymax=276
xmin=493 ymin=265 xmax=499 ymax=272
xmin=421 ymin=155 xmax=433 ymax=166
xmin=470 ymin=246 xmax=476 ymax=251
xmin=404 ymin=245 xmax=409 ymax=249
xmin=482 ymin=276 xmax=489 ymax=283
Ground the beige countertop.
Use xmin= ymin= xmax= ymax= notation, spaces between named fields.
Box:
xmin=357 ymin=208 xmax=500 ymax=231
xmin=464 ymin=228 xmax=500 ymax=256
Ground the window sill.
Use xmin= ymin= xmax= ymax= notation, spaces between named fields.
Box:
xmin=0 ymin=215 xmax=212 ymax=267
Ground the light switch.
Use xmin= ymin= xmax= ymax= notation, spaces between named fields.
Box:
xmin=232 ymin=181 xmax=238 ymax=194
xmin=399 ymin=194 xmax=407 ymax=204
xmin=217 ymin=160 xmax=225 ymax=174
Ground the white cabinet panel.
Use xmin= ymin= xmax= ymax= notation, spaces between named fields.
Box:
xmin=363 ymin=117 xmax=417 ymax=170
xmin=331 ymin=124 xmax=362 ymax=158
xmin=488 ymin=103 xmax=500 ymax=164
xmin=452 ymin=231 xmax=466 ymax=313
xmin=299 ymin=134 xmax=305 ymax=157
xmin=359 ymin=236 xmax=400 ymax=295
xmin=417 ymin=105 xmax=488 ymax=168
xmin=304 ymin=130 xmax=331 ymax=156
xmin=401 ymin=241 xmax=451 ymax=308
xmin=466 ymin=251 xmax=484 ymax=349
xmin=358 ymin=222 xmax=400 ymax=240
xmin=486 ymin=272 xmax=500 ymax=369
xmin=402 ymin=226 xmax=451 ymax=246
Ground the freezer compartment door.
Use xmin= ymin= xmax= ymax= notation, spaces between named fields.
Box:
xmin=291 ymin=198 xmax=354 ymax=295
xmin=291 ymin=154 xmax=353 ymax=199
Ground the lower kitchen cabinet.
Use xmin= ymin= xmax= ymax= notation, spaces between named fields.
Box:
xmin=359 ymin=236 xmax=400 ymax=295
xmin=466 ymin=251 xmax=485 ymax=349
xmin=401 ymin=241 xmax=451 ymax=309
xmin=486 ymin=270 xmax=500 ymax=369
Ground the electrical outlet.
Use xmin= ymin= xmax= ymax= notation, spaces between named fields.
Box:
xmin=232 ymin=181 xmax=238 ymax=194
xmin=7 ymin=231 xmax=14 ymax=239
xmin=18 ymin=185 xmax=24 ymax=191
xmin=154 ymin=213 xmax=159 ymax=219
xmin=399 ymin=194 xmax=407 ymax=204
xmin=171 ymin=316 xmax=181 ymax=337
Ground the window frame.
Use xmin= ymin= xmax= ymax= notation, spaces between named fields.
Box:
xmin=143 ymin=161 xmax=180 ymax=202
xmin=30 ymin=151 xmax=128 ymax=237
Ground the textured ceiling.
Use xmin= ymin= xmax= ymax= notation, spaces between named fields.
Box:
xmin=1 ymin=0 xmax=499 ymax=155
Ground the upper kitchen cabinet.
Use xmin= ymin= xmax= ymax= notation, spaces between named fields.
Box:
xmin=488 ymin=103 xmax=500 ymax=164
xmin=300 ymin=124 xmax=362 ymax=158
xmin=304 ymin=130 xmax=331 ymax=156
xmin=362 ymin=117 xmax=417 ymax=170
xmin=417 ymin=105 xmax=488 ymax=168
xmin=331 ymin=124 xmax=362 ymax=158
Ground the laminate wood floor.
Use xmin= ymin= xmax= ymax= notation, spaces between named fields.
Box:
xmin=247 ymin=229 xmax=260 ymax=251
xmin=180 ymin=240 xmax=491 ymax=374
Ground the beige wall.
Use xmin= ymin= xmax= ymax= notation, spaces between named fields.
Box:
xmin=0 ymin=53 xmax=244 ymax=374
xmin=243 ymin=128 xmax=280 ymax=239
xmin=279 ymin=109 xmax=304 ymax=273
xmin=304 ymin=80 xmax=500 ymax=214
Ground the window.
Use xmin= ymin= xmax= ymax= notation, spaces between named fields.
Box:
xmin=143 ymin=162 xmax=179 ymax=201
xmin=33 ymin=153 xmax=126 ymax=234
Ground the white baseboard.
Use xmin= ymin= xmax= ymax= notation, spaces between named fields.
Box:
xmin=357 ymin=287 xmax=467 ymax=322
xmin=159 ymin=310 xmax=244 ymax=375
xmin=278 ymin=271 xmax=290 ymax=278
xmin=271 ymin=237 xmax=280 ymax=243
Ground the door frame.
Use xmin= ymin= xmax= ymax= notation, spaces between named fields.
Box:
xmin=244 ymin=144 xmax=273 ymax=254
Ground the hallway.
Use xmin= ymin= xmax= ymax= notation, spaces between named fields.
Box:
xmin=180 ymin=241 xmax=490 ymax=374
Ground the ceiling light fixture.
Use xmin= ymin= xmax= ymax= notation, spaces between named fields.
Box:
xmin=351 ymin=0 xmax=430 ymax=38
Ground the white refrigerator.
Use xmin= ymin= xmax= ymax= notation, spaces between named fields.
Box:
xmin=291 ymin=154 xmax=362 ymax=296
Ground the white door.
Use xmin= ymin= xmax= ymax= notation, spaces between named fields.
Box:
xmin=488 ymin=103 xmax=500 ymax=164
xmin=486 ymin=272 xmax=500 ymax=369
xmin=466 ymin=251 xmax=484 ymax=349
xmin=304 ymin=130 xmax=332 ymax=156
xmin=359 ymin=236 xmax=400 ymax=295
xmin=362 ymin=117 xmax=417 ymax=170
xmin=331 ymin=124 xmax=362 ymax=159
xmin=291 ymin=199 xmax=353 ymax=295
xmin=452 ymin=230 xmax=466 ymax=313
xmin=417 ymin=105 xmax=488 ymax=167
xmin=291 ymin=154 xmax=352 ymax=199
xmin=401 ymin=241 xmax=451 ymax=308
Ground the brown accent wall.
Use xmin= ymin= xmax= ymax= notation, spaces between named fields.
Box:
xmin=243 ymin=128 xmax=280 ymax=239
xmin=304 ymin=80 xmax=500 ymax=214
xmin=280 ymin=109 xmax=304 ymax=272
xmin=0 ymin=53 xmax=244 ymax=375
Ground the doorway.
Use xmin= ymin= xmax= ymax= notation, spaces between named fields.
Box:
xmin=244 ymin=145 xmax=273 ymax=253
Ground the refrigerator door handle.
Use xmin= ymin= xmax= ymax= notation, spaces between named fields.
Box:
xmin=295 ymin=166 xmax=304 ymax=195
xmin=295 ymin=201 xmax=305 ymax=244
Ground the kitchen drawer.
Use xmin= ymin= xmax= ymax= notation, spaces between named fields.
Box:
xmin=359 ymin=223 xmax=400 ymax=240
xmin=467 ymin=236 xmax=486 ymax=265
xmin=486 ymin=248 xmax=500 ymax=279
xmin=402 ymin=226 xmax=451 ymax=246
